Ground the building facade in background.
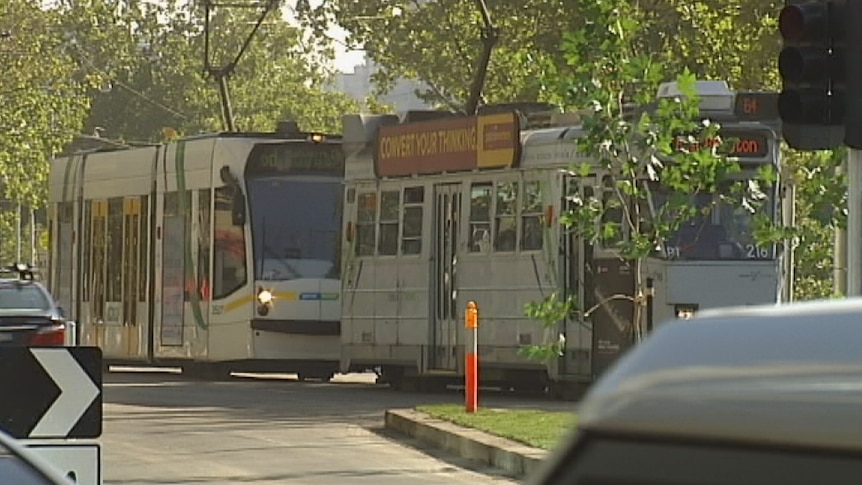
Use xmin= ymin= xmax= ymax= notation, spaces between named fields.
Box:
xmin=330 ymin=55 xmax=433 ymax=113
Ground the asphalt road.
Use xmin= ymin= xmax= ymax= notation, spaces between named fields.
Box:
xmin=101 ymin=369 xmax=575 ymax=484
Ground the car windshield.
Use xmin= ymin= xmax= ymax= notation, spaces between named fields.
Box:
xmin=0 ymin=284 xmax=50 ymax=311
xmin=247 ymin=176 xmax=343 ymax=281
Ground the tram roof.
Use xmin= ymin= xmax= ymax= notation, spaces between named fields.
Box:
xmin=578 ymin=297 xmax=862 ymax=454
xmin=55 ymin=130 xmax=342 ymax=158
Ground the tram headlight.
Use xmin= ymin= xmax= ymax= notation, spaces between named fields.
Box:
xmin=257 ymin=289 xmax=273 ymax=305
xmin=257 ymin=288 xmax=273 ymax=316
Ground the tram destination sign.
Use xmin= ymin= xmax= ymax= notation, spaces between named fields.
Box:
xmin=0 ymin=347 xmax=102 ymax=439
xmin=375 ymin=112 xmax=520 ymax=177
xmin=672 ymin=128 xmax=770 ymax=159
xmin=247 ymin=143 xmax=344 ymax=176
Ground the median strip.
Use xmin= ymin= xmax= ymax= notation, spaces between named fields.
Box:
xmin=415 ymin=404 xmax=577 ymax=450
xmin=384 ymin=405 xmax=577 ymax=477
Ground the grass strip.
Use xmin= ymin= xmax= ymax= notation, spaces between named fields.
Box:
xmin=415 ymin=403 xmax=576 ymax=450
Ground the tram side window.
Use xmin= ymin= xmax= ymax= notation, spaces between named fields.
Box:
xmin=495 ymin=181 xmax=518 ymax=252
xmin=521 ymin=181 xmax=543 ymax=250
xmin=402 ymin=186 xmax=424 ymax=255
xmin=378 ymin=190 xmax=400 ymax=256
xmin=56 ymin=202 xmax=74 ymax=308
xmin=197 ymin=189 xmax=211 ymax=300
xmin=82 ymin=202 xmax=92 ymax=301
xmin=602 ymin=175 xmax=625 ymax=246
xmin=90 ymin=201 xmax=107 ymax=320
xmin=355 ymin=192 xmax=376 ymax=256
xmin=213 ymin=186 xmax=247 ymax=299
xmin=106 ymin=197 xmax=124 ymax=302
xmin=470 ymin=183 xmax=492 ymax=253
xmin=138 ymin=195 xmax=148 ymax=302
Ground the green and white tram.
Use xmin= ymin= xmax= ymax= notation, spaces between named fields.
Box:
xmin=47 ymin=123 xmax=344 ymax=379
xmin=339 ymin=81 xmax=791 ymax=396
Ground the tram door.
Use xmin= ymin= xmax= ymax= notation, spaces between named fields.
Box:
xmin=558 ymin=175 xmax=592 ymax=377
xmin=122 ymin=197 xmax=142 ymax=356
xmin=588 ymin=174 xmax=635 ymax=377
xmin=430 ymin=183 xmax=461 ymax=371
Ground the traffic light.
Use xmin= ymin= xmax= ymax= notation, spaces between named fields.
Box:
xmin=843 ymin=0 xmax=862 ymax=148
xmin=777 ymin=0 xmax=846 ymax=149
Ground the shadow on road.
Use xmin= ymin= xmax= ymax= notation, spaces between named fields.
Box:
xmin=103 ymin=367 xmax=576 ymax=427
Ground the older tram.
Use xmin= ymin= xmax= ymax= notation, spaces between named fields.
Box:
xmin=338 ymin=81 xmax=791 ymax=395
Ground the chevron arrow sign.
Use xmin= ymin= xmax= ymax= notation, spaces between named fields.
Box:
xmin=0 ymin=347 xmax=102 ymax=439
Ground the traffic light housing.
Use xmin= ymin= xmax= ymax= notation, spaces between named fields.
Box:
xmin=843 ymin=0 xmax=862 ymax=148
xmin=778 ymin=0 xmax=846 ymax=149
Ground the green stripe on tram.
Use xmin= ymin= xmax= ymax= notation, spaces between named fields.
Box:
xmin=62 ymin=154 xmax=74 ymax=203
xmin=175 ymin=141 xmax=207 ymax=330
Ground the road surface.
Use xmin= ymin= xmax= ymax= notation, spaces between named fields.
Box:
xmin=101 ymin=369 xmax=574 ymax=484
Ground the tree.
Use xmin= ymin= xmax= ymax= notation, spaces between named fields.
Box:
xmin=520 ymin=0 xmax=777 ymax=361
xmin=53 ymin=0 xmax=360 ymax=144
xmin=782 ymin=148 xmax=846 ymax=299
xmin=296 ymin=0 xmax=580 ymax=110
xmin=0 ymin=0 xmax=90 ymax=263
xmin=298 ymin=0 xmax=780 ymax=108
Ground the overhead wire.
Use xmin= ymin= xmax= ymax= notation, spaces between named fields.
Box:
xmin=68 ymin=42 xmax=191 ymax=121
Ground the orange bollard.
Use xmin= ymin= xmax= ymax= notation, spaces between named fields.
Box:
xmin=465 ymin=301 xmax=479 ymax=413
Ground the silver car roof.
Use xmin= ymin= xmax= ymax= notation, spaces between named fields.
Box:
xmin=0 ymin=430 xmax=73 ymax=484
xmin=577 ymin=297 xmax=862 ymax=453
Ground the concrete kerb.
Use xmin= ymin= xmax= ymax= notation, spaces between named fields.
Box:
xmin=384 ymin=408 xmax=548 ymax=477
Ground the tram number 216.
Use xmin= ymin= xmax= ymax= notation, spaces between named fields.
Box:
xmin=664 ymin=245 xmax=769 ymax=259
xmin=744 ymin=244 xmax=770 ymax=259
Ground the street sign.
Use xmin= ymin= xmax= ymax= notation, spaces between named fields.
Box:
xmin=0 ymin=347 xmax=102 ymax=439
xmin=25 ymin=442 xmax=101 ymax=485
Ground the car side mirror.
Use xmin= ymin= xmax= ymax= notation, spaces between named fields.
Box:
xmin=57 ymin=306 xmax=67 ymax=318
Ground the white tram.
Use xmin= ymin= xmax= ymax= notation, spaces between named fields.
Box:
xmin=47 ymin=123 xmax=345 ymax=379
xmin=339 ymin=81 xmax=791 ymax=395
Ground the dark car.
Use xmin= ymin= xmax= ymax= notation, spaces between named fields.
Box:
xmin=530 ymin=298 xmax=862 ymax=485
xmin=0 ymin=264 xmax=69 ymax=347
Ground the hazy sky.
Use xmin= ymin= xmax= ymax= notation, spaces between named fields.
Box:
xmin=283 ymin=0 xmax=366 ymax=73
xmin=328 ymin=28 xmax=365 ymax=73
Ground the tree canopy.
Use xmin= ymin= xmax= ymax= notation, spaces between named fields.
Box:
xmin=54 ymin=0 xmax=359 ymax=144
xmin=297 ymin=0 xmax=782 ymax=108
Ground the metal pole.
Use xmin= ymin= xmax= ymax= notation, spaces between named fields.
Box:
xmin=834 ymin=158 xmax=846 ymax=296
xmin=465 ymin=301 xmax=479 ymax=413
xmin=30 ymin=208 xmax=35 ymax=265
xmin=15 ymin=203 xmax=21 ymax=262
xmin=847 ymin=149 xmax=862 ymax=296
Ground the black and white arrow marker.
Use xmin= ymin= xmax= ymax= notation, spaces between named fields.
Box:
xmin=29 ymin=348 xmax=100 ymax=438
xmin=0 ymin=347 xmax=102 ymax=440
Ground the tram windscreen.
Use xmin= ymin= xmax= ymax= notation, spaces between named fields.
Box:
xmin=648 ymin=181 xmax=776 ymax=261
xmin=247 ymin=177 xmax=342 ymax=281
